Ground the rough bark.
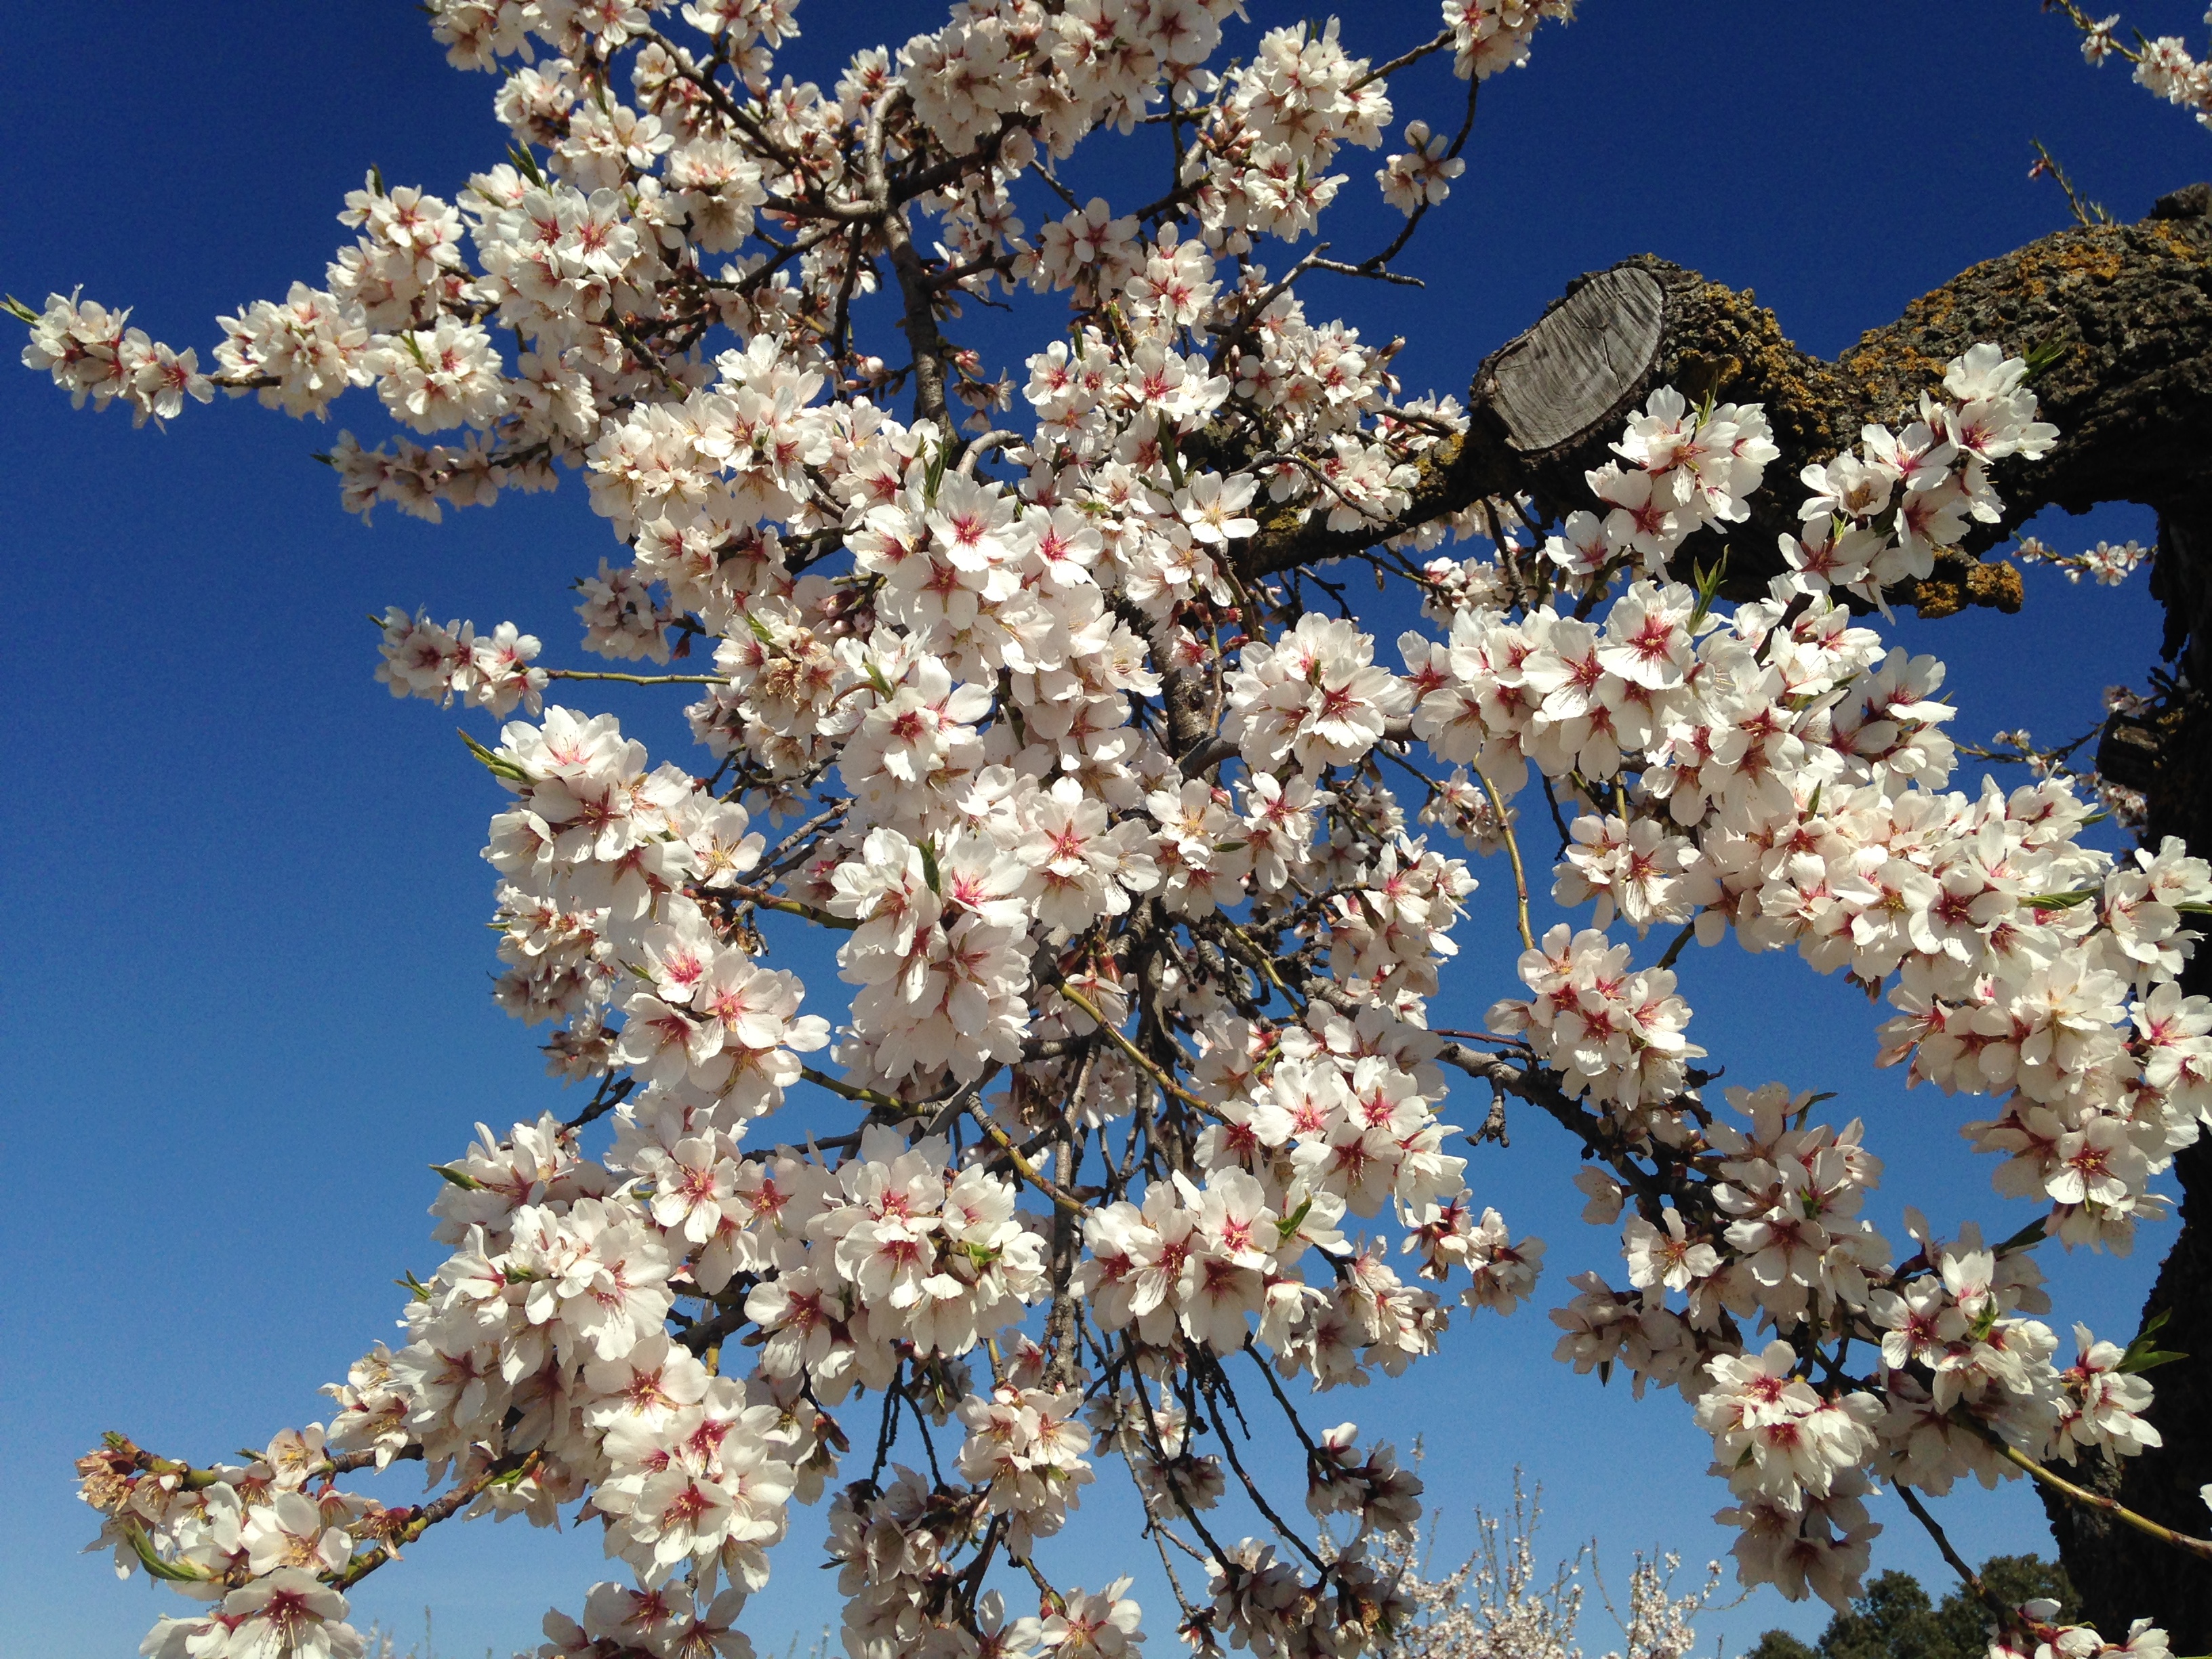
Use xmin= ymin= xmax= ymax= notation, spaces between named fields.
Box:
xmin=2053 ymin=499 xmax=2212 ymax=1647
xmin=1239 ymin=190 xmax=2212 ymax=1640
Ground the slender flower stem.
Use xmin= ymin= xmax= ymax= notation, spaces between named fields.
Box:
xmin=1054 ymin=983 xmax=1221 ymax=1118
xmin=798 ymin=1065 xmax=906 ymax=1112
xmin=1214 ymin=919 xmax=1307 ymax=1008
xmin=545 ymin=668 xmax=723 ymax=686
xmin=962 ymin=1098 xmax=1090 ymax=1216
xmin=1477 ymin=766 xmax=1536 ymax=951
xmin=1655 ymin=917 xmax=1699 ymax=970
xmin=1996 ymin=1442 xmax=2212 ymax=1562
xmin=1348 ymin=28 xmax=1454 ymax=91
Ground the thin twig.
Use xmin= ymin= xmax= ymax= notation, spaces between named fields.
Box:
xmin=331 ymin=1451 xmax=541 ymax=1589
xmin=964 ymin=1097 xmax=1091 ymax=1216
xmin=1895 ymin=1483 xmax=2020 ymax=1629
xmin=719 ymin=880 xmax=856 ymax=930
xmin=1350 ymin=28 xmax=1456 ymax=91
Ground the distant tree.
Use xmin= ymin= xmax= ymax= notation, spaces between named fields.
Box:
xmin=1746 ymin=1633 xmax=1819 ymax=1659
xmin=1752 ymin=1558 xmax=2081 ymax=1659
xmin=1928 ymin=1559 xmax=2082 ymax=1659
xmin=1818 ymin=1572 xmax=1942 ymax=1659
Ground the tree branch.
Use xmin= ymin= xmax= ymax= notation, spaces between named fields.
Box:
xmin=1239 ymin=193 xmax=2212 ymax=621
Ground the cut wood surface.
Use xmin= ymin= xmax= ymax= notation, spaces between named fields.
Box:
xmin=1483 ymin=264 xmax=1666 ymax=453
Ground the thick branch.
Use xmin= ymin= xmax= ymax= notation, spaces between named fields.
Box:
xmin=1241 ymin=188 xmax=2212 ymax=617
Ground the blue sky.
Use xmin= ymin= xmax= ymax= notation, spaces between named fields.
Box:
xmin=2 ymin=3 xmax=2204 ymax=1655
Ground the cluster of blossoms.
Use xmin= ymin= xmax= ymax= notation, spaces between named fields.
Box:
xmin=1451 ymin=381 xmax=2205 ymax=1603
xmin=2011 ymin=535 xmax=2150 ymax=587
xmin=31 ymin=5 xmax=2212 ymax=1659
xmin=1445 ymin=1 xmax=1580 ymax=81
xmin=375 ymin=607 xmax=549 ymax=715
xmin=1377 ymin=120 xmax=1468 ymax=214
xmin=1780 ymin=346 xmax=2057 ymax=608
xmin=13 ymin=291 xmax=214 ymax=428
xmin=1544 ymin=390 xmax=1780 ymax=586
xmin=2055 ymin=2 xmax=2212 ymax=127
xmin=2134 ymin=32 xmax=2212 ymax=121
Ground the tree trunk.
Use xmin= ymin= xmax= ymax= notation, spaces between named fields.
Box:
xmin=1240 ymin=186 xmax=2212 ymax=1641
xmin=2047 ymin=500 xmax=2212 ymax=1645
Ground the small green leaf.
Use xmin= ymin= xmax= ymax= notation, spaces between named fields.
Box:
xmin=2118 ymin=1309 xmax=2190 ymax=1373
xmin=458 ymin=727 xmax=533 ymax=782
xmin=1687 ymin=548 xmax=1730 ymax=629
xmin=430 ymin=1162 xmax=485 ymax=1191
xmin=2118 ymin=1345 xmax=2189 ymax=1375
xmin=918 ymin=836 xmax=942 ymax=895
xmin=3 ymin=293 xmax=43 ymax=326
xmin=2023 ymin=336 xmax=2068 ymax=381
xmin=508 ymin=143 xmax=546 ymax=188
xmin=1992 ymin=1214 xmax=2051 ymax=1256
xmin=123 ymin=1522 xmax=214 ymax=1584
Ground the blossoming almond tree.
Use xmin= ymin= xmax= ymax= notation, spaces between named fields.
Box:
xmin=23 ymin=3 xmax=2212 ymax=1658
xmin=1381 ymin=1478 xmax=1721 ymax=1659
